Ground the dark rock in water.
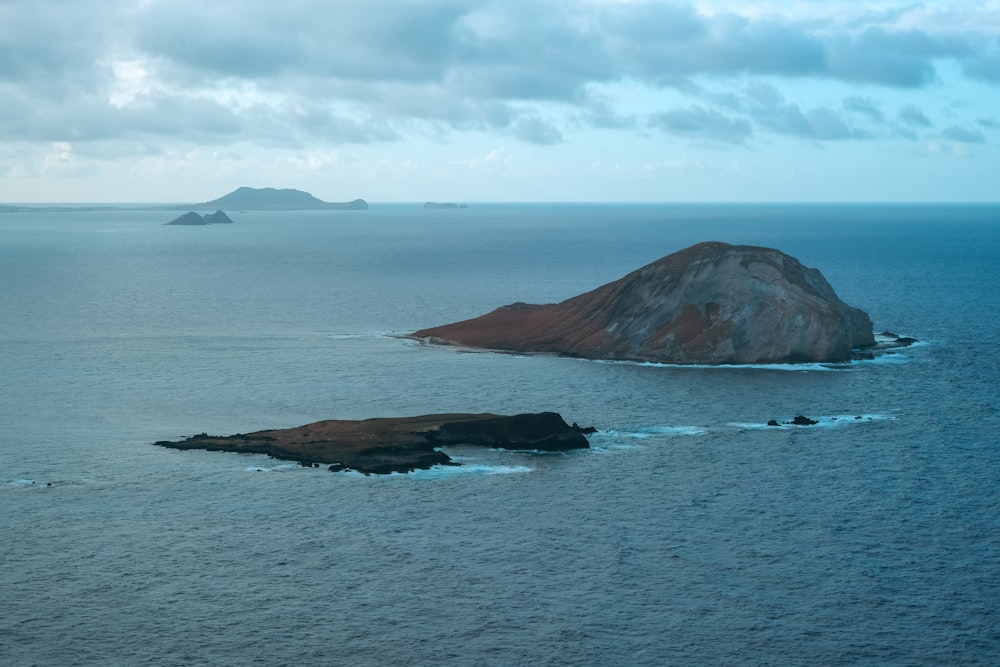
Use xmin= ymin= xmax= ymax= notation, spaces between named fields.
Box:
xmin=165 ymin=210 xmax=234 ymax=225
xmin=152 ymin=412 xmax=593 ymax=475
xmin=873 ymin=331 xmax=919 ymax=350
xmin=412 ymin=241 xmax=875 ymax=365
xmin=766 ymin=415 xmax=818 ymax=426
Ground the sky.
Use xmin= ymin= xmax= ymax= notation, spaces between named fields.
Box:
xmin=2 ymin=0 xmax=999 ymax=203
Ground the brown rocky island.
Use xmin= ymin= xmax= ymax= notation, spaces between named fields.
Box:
xmin=412 ymin=241 xmax=877 ymax=365
xmin=154 ymin=412 xmax=593 ymax=475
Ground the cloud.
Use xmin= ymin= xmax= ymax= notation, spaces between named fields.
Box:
xmin=1 ymin=0 xmax=999 ymax=157
xmin=962 ymin=38 xmax=1000 ymax=83
xmin=940 ymin=125 xmax=987 ymax=143
xmin=604 ymin=6 xmax=827 ymax=81
xmin=758 ymin=104 xmax=861 ymax=141
xmin=745 ymin=84 xmax=867 ymax=141
xmin=897 ymin=104 xmax=933 ymax=127
xmin=133 ymin=0 xmax=469 ymax=82
xmin=824 ymin=27 xmax=966 ymax=87
xmin=843 ymin=96 xmax=885 ymax=123
xmin=510 ymin=116 xmax=564 ymax=145
xmin=648 ymin=106 xmax=753 ymax=144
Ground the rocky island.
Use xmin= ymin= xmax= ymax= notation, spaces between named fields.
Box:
xmin=412 ymin=241 xmax=878 ymax=365
xmin=197 ymin=186 xmax=367 ymax=210
xmin=153 ymin=412 xmax=593 ymax=475
xmin=165 ymin=210 xmax=234 ymax=225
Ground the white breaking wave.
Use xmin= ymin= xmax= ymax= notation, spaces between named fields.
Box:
xmin=594 ymin=425 xmax=709 ymax=440
xmin=244 ymin=463 xmax=311 ymax=473
xmin=852 ymin=352 xmax=915 ymax=366
xmin=730 ymin=413 xmax=894 ymax=430
xmin=414 ymin=463 xmax=534 ymax=477
xmin=587 ymin=358 xmax=843 ymax=371
xmin=641 ymin=361 xmax=843 ymax=372
xmin=352 ymin=463 xmax=534 ymax=478
xmin=586 ymin=343 xmax=932 ymax=371
xmin=327 ymin=331 xmax=396 ymax=340
xmin=323 ymin=458 xmax=535 ymax=477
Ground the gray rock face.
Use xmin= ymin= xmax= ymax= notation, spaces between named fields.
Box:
xmin=413 ymin=242 xmax=876 ymax=364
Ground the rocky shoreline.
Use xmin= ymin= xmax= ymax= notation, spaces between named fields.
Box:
xmin=153 ymin=412 xmax=594 ymax=475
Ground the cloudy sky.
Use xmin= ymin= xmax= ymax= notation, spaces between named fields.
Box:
xmin=2 ymin=0 xmax=999 ymax=203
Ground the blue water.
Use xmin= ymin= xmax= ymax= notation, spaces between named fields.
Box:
xmin=2 ymin=204 xmax=999 ymax=665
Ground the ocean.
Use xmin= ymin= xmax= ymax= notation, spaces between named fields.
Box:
xmin=2 ymin=203 xmax=998 ymax=666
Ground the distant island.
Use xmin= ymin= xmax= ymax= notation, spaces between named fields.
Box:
xmin=165 ymin=210 xmax=234 ymax=225
xmin=424 ymin=202 xmax=468 ymax=209
xmin=0 ymin=187 xmax=367 ymax=213
xmin=197 ymin=187 xmax=367 ymax=210
xmin=153 ymin=412 xmax=594 ymax=475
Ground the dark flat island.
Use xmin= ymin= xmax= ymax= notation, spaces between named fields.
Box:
xmin=154 ymin=412 xmax=593 ymax=475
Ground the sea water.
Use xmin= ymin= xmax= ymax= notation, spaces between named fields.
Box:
xmin=2 ymin=204 xmax=999 ymax=665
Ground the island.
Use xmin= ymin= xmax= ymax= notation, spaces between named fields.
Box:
xmin=153 ymin=412 xmax=594 ymax=475
xmin=197 ymin=187 xmax=368 ymax=210
xmin=411 ymin=241 xmax=879 ymax=365
xmin=424 ymin=202 xmax=468 ymax=209
xmin=165 ymin=210 xmax=234 ymax=225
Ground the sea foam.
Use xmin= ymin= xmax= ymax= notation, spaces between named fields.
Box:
xmin=729 ymin=413 xmax=894 ymax=430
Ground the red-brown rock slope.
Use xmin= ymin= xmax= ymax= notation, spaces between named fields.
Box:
xmin=412 ymin=242 xmax=875 ymax=364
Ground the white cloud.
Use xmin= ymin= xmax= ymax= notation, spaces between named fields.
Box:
xmin=106 ymin=59 xmax=153 ymax=108
xmin=43 ymin=142 xmax=75 ymax=171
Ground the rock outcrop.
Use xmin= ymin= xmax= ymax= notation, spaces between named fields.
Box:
xmin=412 ymin=242 xmax=876 ymax=364
xmin=768 ymin=416 xmax=820 ymax=426
xmin=165 ymin=210 xmax=234 ymax=225
xmin=153 ymin=412 xmax=592 ymax=475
